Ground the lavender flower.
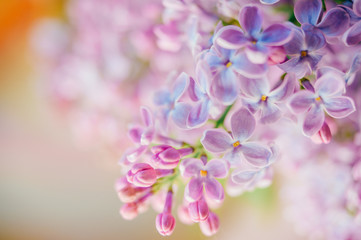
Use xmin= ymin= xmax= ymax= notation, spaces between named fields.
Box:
xmin=201 ymin=108 xmax=272 ymax=166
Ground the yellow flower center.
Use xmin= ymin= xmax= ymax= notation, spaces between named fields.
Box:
xmin=251 ymin=40 xmax=257 ymax=45
xmin=300 ymin=50 xmax=308 ymax=57
xmin=233 ymin=141 xmax=241 ymax=147
xmin=200 ymin=170 xmax=208 ymax=177
xmin=226 ymin=61 xmax=232 ymax=68
xmin=315 ymin=96 xmax=321 ymax=101
xmin=261 ymin=95 xmax=268 ymax=101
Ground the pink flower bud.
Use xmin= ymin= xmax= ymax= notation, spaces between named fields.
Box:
xmin=115 ymin=177 xmax=150 ymax=202
xmin=311 ymin=121 xmax=332 ymax=144
xmin=120 ymin=202 xmax=138 ymax=220
xmin=150 ymin=145 xmax=181 ymax=169
xmin=267 ymin=46 xmax=287 ymax=65
xmin=199 ymin=212 xmax=219 ymax=236
xmin=188 ymin=198 xmax=209 ymax=222
xmin=177 ymin=205 xmax=194 ymax=225
xmin=156 ymin=212 xmax=176 ymax=236
xmin=127 ymin=163 xmax=157 ymax=187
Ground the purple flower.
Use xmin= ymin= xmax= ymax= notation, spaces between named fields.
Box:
xmin=128 ymin=106 xmax=155 ymax=146
xmin=240 ymin=73 xmax=296 ymax=124
xmin=279 ymin=26 xmax=325 ymax=79
xmin=154 ymin=72 xmax=192 ymax=128
xmin=288 ymin=73 xmax=356 ymax=136
xmin=204 ymin=44 xmax=267 ymax=104
xmin=150 ymin=145 xmax=193 ymax=170
xmin=186 ymin=61 xmax=213 ymax=128
xmin=156 ymin=191 xmax=176 ymax=236
xmin=187 ymin=197 xmax=209 ymax=222
xmin=294 ymin=0 xmax=350 ymax=37
xmin=216 ymin=5 xmax=292 ymax=64
xmin=180 ymin=158 xmax=229 ymax=202
xmin=201 ymin=108 xmax=272 ymax=167
xmin=343 ymin=0 xmax=361 ymax=46
xmin=126 ymin=163 xmax=157 ymax=187
xmin=199 ymin=211 xmax=219 ymax=236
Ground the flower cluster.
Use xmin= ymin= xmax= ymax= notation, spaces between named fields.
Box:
xmin=34 ymin=0 xmax=361 ymax=238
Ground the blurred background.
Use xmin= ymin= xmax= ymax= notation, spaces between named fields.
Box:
xmin=0 ymin=1 xmax=303 ymax=239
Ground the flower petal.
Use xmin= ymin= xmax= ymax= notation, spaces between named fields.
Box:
xmin=342 ymin=20 xmax=361 ymax=46
xmin=239 ymin=77 xmax=269 ymax=98
xmin=317 ymin=7 xmax=350 ymax=36
xmin=185 ymin=178 xmax=204 ymax=202
xmin=239 ymin=6 xmax=263 ymax=37
xmin=269 ymin=73 xmax=296 ymax=101
xmin=288 ymin=90 xmax=315 ymax=114
xmin=294 ymin=0 xmax=322 ymax=25
xmin=278 ymin=57 xmax=311 ymax=80
xmin=354 ymin=0 xmax=361 ymax=16
xmin=259 ymin=24 xmax=292 ymax=46
xmin=206 ymin=159 xmax=229 ymax=178
xmin=215 ymin=26 xmax=248 ymax=49
xmin=324 ymin=97 xmax=356 ymax=118
xmin=154 ymin=90 xmax=171 ymax=105
xmin=201 ymin=129 xmax=233 ymax=153
xmin=180 ymin=158 xmax=204 ymax=178
xmin=172 ymin=72 xmax=190 ymax=101
xmin=260 ymin=0 xmax=280 ymax=4
xmin=224 ymin=148 xmax=243 ymax=167
xmin=314 ymin=72 xmax=345 ymax=98
xmin=302 ymin=24 xmax=326 ymax=51
xmin=187 ymin=99 xmax=210 ymax=128
xmin=232 ymin=52 xmax=268 ymax=78
xmin=283 ymin=26 xmax=303 ymax=55
xmin=171 ymin=102 xmax=192 ymax=128
xmin=204 ymin=178 xmax=224 ymax=202
xmin=210 ymin=70 xmax=239 ymax=105
xmin=231 ymin=169 xmax=259 ymax=184
xmin=188 ymin=77 xmax=202 ymax=102
xmin=240 ymin=142 xmax=272 ymax=167
xmin=260 ymin=102 xmax=282 ymax=124
xmin=245 ymin=44 xmax=269 ymax=64
xmin=303 ymin=105 xmax=325 ymax=136
xmin=231 ymin=108 xmax=256 ymax=142
xmin=128 ymin=126 xmax=142 ymax=144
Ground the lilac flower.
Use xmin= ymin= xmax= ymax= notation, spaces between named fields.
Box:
xmin=216 ymin=5 xmax=292 ymax=64
xmin=154 ymin=72 xmax=192 ymax=128
xmin=204 ymin=44 xmax=267 ymax=104
xmin=186 ymin=61 xmax=213 ymax=128
xmin=240 ymin=73 xmax=296 ymax=124
xmin=199 ymin=211 xmax=219 ymax=236
xmin=294 ymin=0 xmax=350 ymax=37
xmin=128 ymin=106 xmax=155 ymax=146
xmin=188 ymin=197 xmax=209 ymax=222
xmin=288 ymin=73 xmax=356 ymax=136
xmin=279 ymin=26 xmax=326 ymax=79
xmin=201 ymin=108 xmax=272 ymax=167
xmin=126 ymin=163 xmax=157 ymax=187
xmin=150 ymin=145 xmax=193 ymax=169
xmin=156 ymin=190 xmax=176 ymax=236
xmin=180 ymin=158 xmax=229 ymax=202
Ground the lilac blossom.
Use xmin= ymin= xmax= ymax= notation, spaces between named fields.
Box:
xmin=201 ymin=108 xmax=272 ymax=166
xmin=240 ymin=73 xmax=296 ymax=124
xmin=128 ymin=106 xmax=155 ymax=146
xmin=156 ymin=191 xmax=176 ymax=236
xmin=216 ymin=5 xmax=292 ymax=64
xmin=187 ymin=197 xmax=209 ymax=222
xmin=204 ymin=44 xmax=267 ymax=105
xmin=260 ymin=0 xmax=280 ymax=4
xmin=180 ymin=158 xmax=229 ymax=202
xmin=288 ymin=73 xmax=356 ymax=136
xmin=154 ymin=72 xmax=192 ymax=128
xmin=342 ymin=0 xmax=361 ymax=46
xmin=294 ymin=0 xmax=350 ymax=37
xmin=279 ymin=26 xmax=326 ymax=79
xmin=199 ymin=211 xmax=219 ymax=236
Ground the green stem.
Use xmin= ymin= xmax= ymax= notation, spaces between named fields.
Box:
xmin=321 ymin=0 xmax=326 ymax=11
xmin=215 ymin=104 xmax=234 ymax=128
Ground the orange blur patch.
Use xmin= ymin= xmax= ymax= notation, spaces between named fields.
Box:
xmin=233 ymin=141 xmax=241 ymax=147
xmin=315 ymin=96 xmax=321 ymax=101
xmin=200 ymin=170 xmax=207 ymax=177
xmin=261 ymin=95 xmax=268 ymax=101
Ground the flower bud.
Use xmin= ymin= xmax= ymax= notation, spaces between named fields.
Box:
xmin=150 ymin=145 xmax=181 ymax=169
xmin=155 ymin=212 xmax=176 ymax=236
xmin=120 ymin=202 xmax=138 ymax=220
xmin=188 ymin=198 xmax=209 ymax=222
xmin=126 ymin=163 xmax=157 ymax=187
xmin=311 ymin=121 xmax=332 ymax=144
xmin=199 ymin=212 xmax=219 ymax=236
xmin=115 ymin=177 xmax=150 ymax=202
